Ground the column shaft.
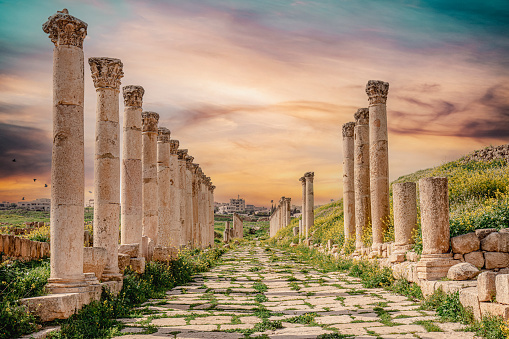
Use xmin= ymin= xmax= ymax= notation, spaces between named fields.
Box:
xmin=393 ymin=182 xmax=417 ymax=251
xmin=142 ymin=112 xmax=159 ymax=243
xmin=169 ymin=140 xmax=180 ymax=248
xmin=305 ymin=172 xmax=314 ymax=241
xmin=157 ymin=128 xmax=171 ymax=247
xmin=300 ymin=177 xmax=306 ymax=241
xmin=342 ymin=122 xmax=355 ymax=240
xmin=354 ymin=108 xmax=370 ymax=251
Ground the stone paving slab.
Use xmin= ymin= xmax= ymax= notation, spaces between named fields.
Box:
xmin=116 ymin=245 xmax=480 ymax=339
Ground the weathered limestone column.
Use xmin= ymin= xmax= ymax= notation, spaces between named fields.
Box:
xmin=210 ymin=185 xmax=216 ymax=246
xmin=177 ymin=149 xmax=188 ymax=246
xmin=157 ymin=127 xmax=171 ymax=246
xmin=202 ymin=175 xmax=209 ymax=246
xmin=191 ymin=164 xmax=200 ymax=247
xmin=366 ymin=80 xmax=390 ymax=253
xmin=304 ymin=172 xmax=314 ymax=243
xmin=342 ymin=122 xmax=356 ymax=241
xmin=121 ymin=85 xmax=144 ymax=257
xmin=185 ymin=156 xmax=194 ymax=247
xmin=286 ymin=198 xmax=291 ymax=227
xmin=299 ymin=177 xmax=306 ymax=242
xmin=43 ymin=9 xmax=88 ymax=292
xmin=417 ymin=177 xmax=455 ymax=280
xmin=89 ymin=57 xmax=123 ymax=281
xmin=354 ymin=108 xmax=371 ymax=252
xmin=141 ymin=112 xmax=159 ymax=246
xmin=393 ymin=182 xmax=417 ymax=253
xmin=169 ymin=140 xmax=180 ymax=248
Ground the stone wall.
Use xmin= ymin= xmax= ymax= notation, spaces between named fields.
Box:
xmin=461 ymin=144 xmax=509 ymax=163
xmin=0 ymin=234 xmax=50 ymax=260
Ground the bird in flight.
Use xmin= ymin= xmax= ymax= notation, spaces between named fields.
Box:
xmin=12 ymin=159 xmax=16 ymax=162
xmin=33 ymin=179 xmax=37 ymax=182
xmin=44 ymin=184 xmax=48 ymax=187
xmin=22 ymin=197 xmax=25 ymax=200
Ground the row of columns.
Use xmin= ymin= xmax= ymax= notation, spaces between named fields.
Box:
xmin=43 ymin=9 xmax=216 ymax=296
xmin=269 ymin=197 xmax=291 ymax=237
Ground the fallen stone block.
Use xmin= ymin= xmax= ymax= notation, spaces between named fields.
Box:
xmin=459 ymin=287 xmax=481 ymax=320
xmin=464 ymin=251 xmax=484 ymax=269
xmin=152 ymin=246 xmax=177 ymax=262
xmin=448 ymin=263 xmax=480 ymax=281
xmin=478 ymin=271 xmax=497 ymax=302
xmin=118 ymin=253 xmax=130 ymax=272
xmin=475 ymin=228 xmax=497 ymax=240
xmin=118 ymin=243 xmax=139 ymax=258
xmin=130 ymin=257 xmax=145 ymax=274
xmin=451 ymin=232 xmax=480 ymax=254
xmin=20 ymin=293 xmax=82 ymax=322
xmin=480 ymin=302 xmax=509 ymax=321
xmin=484 ymin=252 xmax=509 ymax=269
xmin=389 ymin=253 xmax=405 ymax=263
xmin=83 ymin=247 xmax=108 ymax=280
xmin=495 ymin=274 xmax=509 ymax=305
xmin=481 ymin=232 xmax=509 ymax=252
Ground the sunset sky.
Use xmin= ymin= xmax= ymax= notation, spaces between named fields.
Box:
xmin=0 ymin=0 xmax=508 ymax=207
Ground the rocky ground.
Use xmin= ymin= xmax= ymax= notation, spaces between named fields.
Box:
xmin=118 ymin=244 xmax=479 ymax=339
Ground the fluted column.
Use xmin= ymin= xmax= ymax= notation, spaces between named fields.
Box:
xmin=120 ymin=85 xmax=144 ymax=257
xmin=157 ymin=127 xmax=171 ymax=246
xmin=43 ymin=9 xmax=88 ymax=292
xmin=142 ymin=112 xmax=159 ymax=246
xmin=354 ymin=108 xmax=371 ymax=251
xmin=89 ymin=57 xmax=123 ymax=281
xmin=299 ymin=177 xmax=306 ymax=242
xmin=366 ymin=80 xmax=390 ymax=253
xmin=169 ymin=140 xmax=180 ymax=248
xmin=304 ymin=172 xmax=314 ymax=242
xmin=185 ymin=156 xmax=194 ymax=247
xmin=342 ymin=122 xmax=355 ymax=241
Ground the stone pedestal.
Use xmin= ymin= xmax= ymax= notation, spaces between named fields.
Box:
xmin=417 ymin=177 xmax=455 ymax=280
xmin=299 ymin=177 xmax=306 ymax=242
xmin=121 ymin=85 xmax=144 ymax=257
xmin=43 ymin=9 xmax=88 ymax=293
xmin=157 ymin=127 xmax=171 ymax=247
xmin=142 ymin=112 xmax=159 ymax=252
xmin=366 ymin=81 xmax=390 ymax=252
xmin=304 ymin=172 xmax=314 ymax=241
xmin=354 ymin=108 xmax=370 ymax=251
xmin=342 ymin=122 xmax=355 ymax=240
xmin=169 ymin=140 xmax=180 ymax=248
xmin=393 ymin=182 xmax=417 ymax=254
xmin=89 ymin=57 xmax=123 ymax=281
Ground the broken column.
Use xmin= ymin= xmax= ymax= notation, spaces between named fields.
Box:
xmin=354 ymin=108 xmax=370 ymax=252
xmin=141 ymin=111 xmax=159 ymax=254
xmin=224 ymin=221 xmax=230 ymax=243
xmin=121 ymin=85 xmax=144 ymax=258
xmin=393 ymin=182 xmax=417 ymax=255
xmin=156 ymin=127 xmax=171 ymax=246
xmin=300 ymin=177 xmax=306 ymax=241
xmin=169 ymin=140 xmax=180 ymax=248
xmin=366 ymin=80 xmax=390 ymax=254
xmin=43 ymin=9 xmax=88 ymax=293
xmin=89 ymin=57 xmax=123 ymax=281
xmin=304 ymin=172 xmax=314 ymax=243
xmin=342 ymin=121 xmax=356 ymax=241
xmin=417 ymin=177 xmax=455 ymax=280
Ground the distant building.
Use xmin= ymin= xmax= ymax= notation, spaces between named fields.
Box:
xmin=17 ymin=198 xmax=51 ymax=211
xmin=0 ymin=201 xmax=12 ymax=209
xmin=229 ymin=197 xmax=245 ymax=212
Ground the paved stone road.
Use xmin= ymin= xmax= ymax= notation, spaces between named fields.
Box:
xmin=119 ymin=245 xmax=479 ymax=339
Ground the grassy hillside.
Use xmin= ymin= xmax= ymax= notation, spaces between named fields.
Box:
xmin=275 ymin=146 xmax=509 ymax=253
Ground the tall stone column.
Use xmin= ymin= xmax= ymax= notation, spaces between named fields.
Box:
xmin=299 ymin=177 xmax=306 ymax=242
xmin=393 ymin=182 xmax=417 ymax=253
xmin=89 ymin=57 xmax=123 ymax=281
xmin=191 ymin=164 xmax=200 ymax=247
xmin=342 ymin=122 xmax=356 ymax=241
xmin=169 ymin=140 xmax=180 ymax=248
xmin=366 ymin=80 xmax=390 ymax=253
xmin=157 ymin=127 xmax=171 ymax=246
xmin=177 ymin=149 xmax=188 ymax=246
xmin=417 ymin=177 xmax=455 ymax=280
xmin=121 ymin=85 xmax=144 ymax=257
xmin=142 ymin=112 xmax=159 ymax=246
xmin=210 ymin=185 xmax=216 ymax=246
xmin=185 ymin=156 xmax=194 ymax=247
xmin=43 ymin=9 xmax=88 ymax=292
xmin=286 ymin=198 xmax=291 ymax=227
xmin=304 ymin=172 xmax=314 ymax=243
xmin=354 ymin=108 xmax=371 ymax=252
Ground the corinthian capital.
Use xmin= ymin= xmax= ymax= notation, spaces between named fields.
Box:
xmin=366 ymin=80 xmax=389 ymax=105
xmin=142 ymin=111 xmax=159 ymax=132
xmin=177 ymin=149 xmax=188 ymax=160
xmin=89 ymin=57 xmax=123 ymax=90
xmin=43 ymin=9 xmax=87 ymax=48
xmin=342 ymin=122 xmax=355 ymax=138
xmin=304 ymin=172 xmax=314 ymax=181
xmin=157 ymin=127 xmax=171 ymax=143
xmin=354 ymin=108 xmax=369 ymax=125
xmin=299 ymin=176 xmax=306 ymax=184
xmin=123 ymin=85 xmax=144 ymax=108
xmin=170 ymin=140 xmax=180 ymax=154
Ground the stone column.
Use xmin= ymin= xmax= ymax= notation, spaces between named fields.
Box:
xmin=210 ymin=185 xmax=216 ymax=246
xmin=191 ymin=164 xmax=200 ymax=247
xmin=304 ymin=172 xmax=314 ymax=243
xmin=342 ymin=122 xmax=356 ymax=241
xmin=43 ymin=9 xmax=88 ymax=293
xmin=224 ymin=221 xmax=230 ymax=242
xmin=393 ymin=182 xmax=417 ymax=253
xmin=185 ymin=156 xmax=194 ymax=247
xmin=417 ymin=177 xmax=455 ymax=280
xmin=157 ymin=127 xmax=171 ymax=246
xmin=89 ymin=57 xmax=123 ymax=281
xmin=354 ymin=108 xmax=371 ymax=252
xmin=121 ymin=85 xmax=144 ymax=257
xmin=177 ymin=149 xmax=188 ymax=246
xmin=141 ymin=112 xmax=159 ymax=246
xmin=169 ymin=140 xmax=180 ymax=248
xmin=201 ymin=175 xmax=209 ymax=246
xmin=299 ymin=177 xmax=306 ymax=242
xmin=286 ymin=198 xmax=291 ymax=227
xmin=366 ymin=80 xmax=390 ymax=253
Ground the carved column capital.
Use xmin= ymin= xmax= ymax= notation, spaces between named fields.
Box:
xmin=177 ymin=149 xmax=188 ymax=160
xmin=211 ymin=185 xmax=216 ymax=193
xmin=342 ymin=122 xmax=355 ymax=138
xmin=142 ymin=111 xmax=159 ymax=132
xmin=354 ymin=108 xmax=369 ymax=125
xmin=43 ymin=9 xmax=87 ymax=48
xmin=299 ymin=176 xmax=306 ymax=185
xmin=157 ymin=127 xmax=171 ymax=143
xmin=123 ymin=85 xmax=145 ymax=108
xmin=304 ymin=172 xmax=314 ymax=182
xmin=170 ymin=140 xmax=179 ymax=154
xmin=88 ymin=57 xmax=123 ymax=90
xmin=366 ymin=80 xmax=389 ymax=105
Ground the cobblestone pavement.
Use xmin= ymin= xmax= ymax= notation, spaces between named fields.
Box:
xmin=118 ymin=245 xmax=480 ymax=339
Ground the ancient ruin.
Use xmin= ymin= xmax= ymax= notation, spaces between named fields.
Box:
xmin=342 ymin=122 xmax=355 ymax=240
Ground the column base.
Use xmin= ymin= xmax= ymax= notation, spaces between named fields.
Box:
xmin=45 ymin=276 xmax=89 ymax=295
xmin=417 ymin=253 xmax=458 ymax=280
xmin=101 ymin=271 xmax=123 ymax=282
